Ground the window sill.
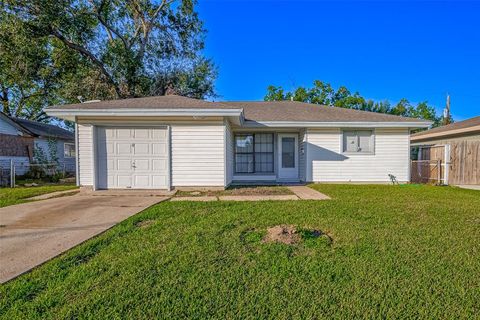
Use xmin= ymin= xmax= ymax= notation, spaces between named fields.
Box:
xmin=342 ymin=152 xmax=375 ymax=156
xmin=233 ymin=172 xmax=275 ymax=176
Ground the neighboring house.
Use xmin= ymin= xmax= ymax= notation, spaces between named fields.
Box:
xmin=46 ymin=95 xmax=431 ymax=190
xmin=411 ymin=116 xmax=480 ymax=185
xmin=0 ymin=112 xmax=75 ymax=175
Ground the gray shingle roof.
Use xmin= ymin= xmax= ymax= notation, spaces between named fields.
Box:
xmin=47 ymin=95 xmax=426 ymax=123
xmin=221 ymin=100 xmax=423 ymax=122
xmin=411 ymin=116 xmax=480 ymax=139
xmin=9 ymin=117 xmax=74 ymax=141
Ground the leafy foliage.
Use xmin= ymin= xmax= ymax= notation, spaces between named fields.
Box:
xmin=265 ymin=80 xmax=448 ymax=127
xmin=0 ymin=0 xmax=216 ymax=121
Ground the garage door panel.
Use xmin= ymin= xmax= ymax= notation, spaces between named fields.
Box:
xmin=153 ymin=143 xmax=167 ymax=155
xmin=117 ymin=129 xmax=132 ymax=139
xmin=106 ymin=142 xmax=114 ymax=154
xmin=134 ymin=175 xmax=150 ymax=188
xmin=117 ymin=143 xmax=132 ymax=155
xmin=117 ymin=159 xmax=132 ymax=171
xmin=134 ymin=129 xmax=150 ymax=139
xmin=134 ymin=159 xmax=150 ymax=170
xmin=117 ymin=175 xmax=132 ymax=187
xmin=152 ymin=175 xmax=167 ymax=187
xmin=152 ymin=130 xmax=167 ymax=139
xmin=153 ymin=159 xmax=167 ymax=171
xmin=134 ymin=143 xmax=150 ymax=154
xmin=97 ymin=127 xmax=168 ymax=189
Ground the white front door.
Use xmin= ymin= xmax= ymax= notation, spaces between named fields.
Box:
xmin=97 ymin=127 xmax=169 ymax=189
xmin=277 ymin=133 xmax=299 ymax=180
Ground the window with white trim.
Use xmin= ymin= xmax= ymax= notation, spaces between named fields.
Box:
xmin=343 ymin=130 xmax=374 ymax=153
xmin=235 ymin=133 xmax=274 ymax=173
xmin=64 ymin=143 xmax=76 ymax=158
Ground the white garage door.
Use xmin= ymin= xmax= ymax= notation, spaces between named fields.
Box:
xmin=97 ymin=127 xmax=169 ymax=189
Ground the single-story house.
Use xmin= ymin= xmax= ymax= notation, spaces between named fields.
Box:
xmin=45 ymin=95 xmax=431 ymax=190
xmin=0 ymin=112 xmax=76 ymax=175
xmin=411 ymin=116 xmax=480 ymax=185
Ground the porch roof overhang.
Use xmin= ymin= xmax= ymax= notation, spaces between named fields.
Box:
xmin=45 ymin=108 xmax=245 ymax=126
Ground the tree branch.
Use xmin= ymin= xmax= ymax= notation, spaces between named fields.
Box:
xmin=88 ymin=0 xmax=129 ymax=48
xmin=50 ymin=29 xmax=122 ymax=98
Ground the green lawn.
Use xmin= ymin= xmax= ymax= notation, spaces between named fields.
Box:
xmin=1 ymin=185 xmax=479 ymax=318
xmin=0 ymin=185 xmax=77 ymax=208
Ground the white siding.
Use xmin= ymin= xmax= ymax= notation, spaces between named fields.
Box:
xmin=77 ymin=124 xmax=93 ymax=186
xmin=307 ymin=128 xmax=410 ymax=182
xmin=171 ymin=122 xmax=225 ymax=186
xmin=225 ymin=120 xmax=234 ymax=186
xmin=0 ymin=117 xmax=19 ymax=135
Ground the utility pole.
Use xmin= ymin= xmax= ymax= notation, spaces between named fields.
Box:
xmin=443 ymin=94 xmax=451 ymax=125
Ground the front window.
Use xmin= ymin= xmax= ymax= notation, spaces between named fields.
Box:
xmin=64 ymin=143 xmax=76 ymax=158
xmin=343 ymin=130 xmax=374 ymax=153
xmin=235 ymin=133 xmax=274 ymax=173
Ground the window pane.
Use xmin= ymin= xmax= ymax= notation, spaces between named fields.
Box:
xmin=64 ymin=143 xmax=75 ymax=157
xmin=281 ymin=137 xmax=295 ymax=168
xmin=254 ymin=153 xmax=273 ymax=173
xmin=254 ymin=133 xmax=273 ymax=152
xmin=235 ymin=154 xmax=254 ymax=173
xmin=235 ymin=135 xmax=253 ymax=153
xmin=343 ymin=131 xmax=357 ymax=152
xmin=358 ymin=131 xmax=372 ymax=152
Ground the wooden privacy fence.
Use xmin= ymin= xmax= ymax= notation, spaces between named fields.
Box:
xmin=411 ymin=159 xmax=444 ymax=184
xmin=411 ymin=141 xmax=480 ymax=185
xmin=449 ymin=140 xmax=480 ymax=185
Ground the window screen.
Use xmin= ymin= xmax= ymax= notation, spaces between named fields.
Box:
xmin=235 ymin=133 xmax=274 ymax=173
xmin=343 ymin=130 xmax=373 ymax=153
xmin=64 ymin=143 xmax=76 ymax=158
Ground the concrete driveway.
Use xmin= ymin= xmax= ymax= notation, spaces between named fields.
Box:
xmin=0 ymin=192 xmax=169 ymax=283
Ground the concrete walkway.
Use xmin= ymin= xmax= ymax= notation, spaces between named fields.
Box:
xmin=456 ymin=185 xmax=480 ymax=191
xmin=0 ymin=192 xmax=167 ymax=283
xmin=26 ymin=189 xmax=80 ymax=201
xmin=171 ymin=186 xmax=330 ymax=201
xmin=287 ymin=186 xmax=331 ymax=200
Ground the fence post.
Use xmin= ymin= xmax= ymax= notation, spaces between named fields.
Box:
xmin=10 ymin=159 xmax=15 ymax=188
xmin=437 ymin=159 xmax=441 ymax=185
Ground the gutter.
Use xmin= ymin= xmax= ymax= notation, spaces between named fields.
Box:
xmin=45 ymin=108 xmax=244 ymax=118
xmin=243 ymin=120 xmax=433 ymax=129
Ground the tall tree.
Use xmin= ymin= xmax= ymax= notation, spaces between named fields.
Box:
xmin=264 ymin=80 xmax=444 ymax=126
xmin=1 ymin=0 xmax=216 ymax=120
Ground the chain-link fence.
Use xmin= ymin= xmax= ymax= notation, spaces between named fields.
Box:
xmin=0 ymin=160 xmax=76 ymax=187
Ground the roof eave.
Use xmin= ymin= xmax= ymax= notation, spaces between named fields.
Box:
xmin=45 ymin=108 xmax=245 ymax=125
xmin=243 ymin=120 xmax=432 ymax=128
xmin=411 ymin=125 xmax=480 ymax=142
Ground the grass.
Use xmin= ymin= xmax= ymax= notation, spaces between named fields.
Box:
xmin=0 ymin=185 xmax=77 ymax=208
xmin=175 ymin=185 xmax=294 ymax=197
xmin=1 ymin=184 xmax=479 ymax=318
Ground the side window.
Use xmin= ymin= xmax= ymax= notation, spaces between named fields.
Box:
xmin=343 ymin=130 xmax=373 ymax=153
xmin=64 ymin=143 xmax=76 ymax=158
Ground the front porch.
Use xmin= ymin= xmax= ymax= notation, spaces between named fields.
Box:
xmin=229 ymin=129 xmax=306 ymax=185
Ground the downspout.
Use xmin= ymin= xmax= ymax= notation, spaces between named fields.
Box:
xmin=74 ymin=118 xmax=80 ymax=187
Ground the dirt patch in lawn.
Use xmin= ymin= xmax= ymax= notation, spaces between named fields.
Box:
xmin=175 ymin=186 xmax=294 ymax=197
xmin=263 ymin=225 xmax=300 ymax=244
xmin=262 ymin=225 xmax=333 ymax=245
xmin=136 ymin=220 xmax=155 ymax=228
